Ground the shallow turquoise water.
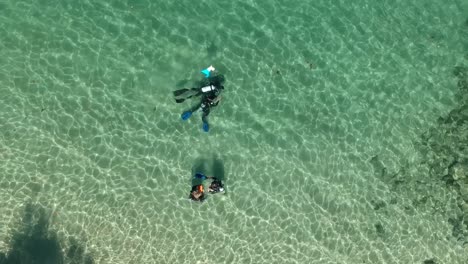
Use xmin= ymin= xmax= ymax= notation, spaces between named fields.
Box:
xmin=0 ymin=0 xmax=467 ymax=263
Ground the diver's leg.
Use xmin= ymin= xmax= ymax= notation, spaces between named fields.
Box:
xmin=201 ymin=107 xmax=211 ymax=132
xmin=201 ymin=107 xmax=211 ymax=124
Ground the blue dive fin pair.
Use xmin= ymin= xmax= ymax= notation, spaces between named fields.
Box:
xmin=181 ymin=111 xmax=210 ymax=132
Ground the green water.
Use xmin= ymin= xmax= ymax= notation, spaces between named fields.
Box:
xmin=0 ymin=0 xmax=467 ymax=263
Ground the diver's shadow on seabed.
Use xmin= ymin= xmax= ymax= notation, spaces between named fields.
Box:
xmin=212 ymin=156 xmax=225 ymax=181
xmin=191 ymin=155 xmax=226 ymax=189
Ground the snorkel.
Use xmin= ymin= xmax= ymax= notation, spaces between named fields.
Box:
xmin=201 ymin=65 xmax=215 ymax=78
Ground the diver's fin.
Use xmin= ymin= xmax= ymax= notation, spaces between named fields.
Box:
xmin=175 ymin=98 xmax=185 ymax=103
xmin=193 ymin=173 xmax=207 ymax=179
xmin=181 ymin=111 xmax=192 ymax=120
xmin=202 ymin=122 xmax=209 ymax=132
xmin=173 ymin=88 xmax=190 ymax=97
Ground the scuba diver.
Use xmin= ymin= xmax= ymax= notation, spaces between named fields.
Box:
xmin=189 ymin=184 xmax=206 ymax=202
xmin=208 ymin=178 xmax=225 ymax=194
xmin=189 ymin=172 xmax=225 ymax=202
xmin=173 ymin=66 xmax=225 ymax=132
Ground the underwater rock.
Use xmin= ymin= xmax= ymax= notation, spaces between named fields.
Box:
xmin=422 ymin=258 xmax=437 ymax=264
xmin=404 ymin=59 xmax=468 ymax=246
xmin=460 ymin=202 xmax=468 ymax=215
xmin=459 ymin=183 xmax=468 ymax=202
xmin=369 ymin=155 xmax=387 ymax=179
xmin=451 ymin=163 xmax=468 ymax=181
xmin=441 ymin=174 xmax=458 ymax=188
xmin=413 ymin=195 xmax=429 ymax=207
xmin=374 ymin=223 xmax=385 ymax=236
xmin=448 ymin=216 xmax=466 ymax=242
xmin=371 ymin=200 xmax=386 ymax=210
xmin=454 ymin=64 xmax=468 ymax=97
xmin=453 ymin=65 xmax=468 ymax=78
xmin=0 ymin=203 xmax=94 ymax=264
xmin=0 ymin=205 xmax=63 ymax=264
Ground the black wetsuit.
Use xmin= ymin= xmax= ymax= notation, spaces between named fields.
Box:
xmin=191 ymin=86 xmax=222 ymax=124
xmin=209 ymin=178 xmax=224 ymax=193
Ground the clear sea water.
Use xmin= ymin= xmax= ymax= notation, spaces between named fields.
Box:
xmin=0 ymin=0 xmax=467 ymax=263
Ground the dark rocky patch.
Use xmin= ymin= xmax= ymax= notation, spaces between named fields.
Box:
xmin=369 ymin=155 xmax=387 ymax=179
xmin=448 ymin=216 xmax=467 ymax=242
xmin=419 ymin=63 xmax=468 ymax=243
xmin=375 ymin=223 xmax=385 ymax=236
xmin=371 ymin=200 xmax=386 ymax=210
xmin=0 ymin=203 xmax=94 ymax=264
xmin=422 ymin=258 xmax=437 ymax=264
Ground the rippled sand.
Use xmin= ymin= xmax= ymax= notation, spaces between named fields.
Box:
xmin=0 ymin=0 xmax=467 ymax=263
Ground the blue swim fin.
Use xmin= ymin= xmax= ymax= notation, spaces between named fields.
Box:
xmin=193 ymin=172 xmax=207 ymax=180
xmin=181 ymin=111 xmax=192 ymax=120
xmin=202 ymin=122 xmax=209 ymax=132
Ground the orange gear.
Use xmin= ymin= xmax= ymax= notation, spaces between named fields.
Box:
xmin=197 ymin=185 xmax=204 ymax=193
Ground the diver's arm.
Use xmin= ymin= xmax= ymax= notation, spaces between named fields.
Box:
xmin=211 ymin=95 xmax=222 ymax=105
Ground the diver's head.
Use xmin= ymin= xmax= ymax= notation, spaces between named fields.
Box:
xmin=190 ymin=185 xmax=204 ymax=201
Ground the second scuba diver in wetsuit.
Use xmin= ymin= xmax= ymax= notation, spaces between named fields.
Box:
xmin=208 ymin=178 xmax=224 ymax=193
